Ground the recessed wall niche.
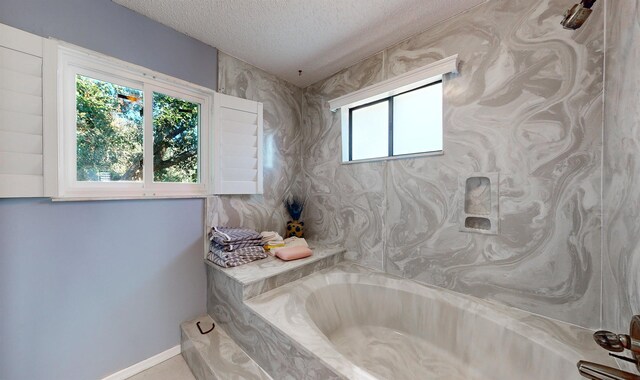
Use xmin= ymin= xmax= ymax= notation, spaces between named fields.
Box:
xmin=459 ymin=172 xmax=499 ymax=235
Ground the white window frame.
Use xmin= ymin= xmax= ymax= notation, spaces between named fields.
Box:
xmin=55 ymin=44 xmax=214 ymax=199
xmin=329 ymin=55 xmax=458 ymax=164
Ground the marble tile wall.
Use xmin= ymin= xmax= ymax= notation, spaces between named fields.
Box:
xmin=603 ymin=0 xmax=640 ymax=333
xmin=212 ymin=0 xmax=638 ymax=331
xmin=301 ymin=0 xmax=604 ymax=328
xmin=205 ymin=264 xmax=342 ymax=378
xmin=208 ymin=52 xmax=304 ymax=235
xmin=180 ymin=315 xmax=272 ymax=379
xmin=302 ymin=54 xmax=388 ymax=270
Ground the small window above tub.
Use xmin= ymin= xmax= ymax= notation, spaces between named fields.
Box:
xmin=349 ymin=82 xmax=443 ymax=161
xmin=329 ymin=55 xmax=458 ymax=163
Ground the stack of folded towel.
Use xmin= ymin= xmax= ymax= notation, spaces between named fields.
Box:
xmin=260 ymin=231 xmax=285 ymax=254
xmin=207 ymin=226 xmax=267 ymax=268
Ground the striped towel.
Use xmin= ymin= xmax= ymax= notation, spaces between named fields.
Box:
xmin=209 ymin=226 xmax=262 ymax=243
xmin=209 ymin=227 xmax=263 ymax=251
xmin=207 ymin=243 xmax=267 ymax=268
xmin=211 ymin=238 xmax=263 ymax=251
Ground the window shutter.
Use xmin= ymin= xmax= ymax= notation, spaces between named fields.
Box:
xmin=211 ymin=92 xmax=263 ymax=195
xmin=0 ymin=23 xmax=47 ymax=197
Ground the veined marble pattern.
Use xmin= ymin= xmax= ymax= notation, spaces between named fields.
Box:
xmin=301 ymin=0 xmax=604 ymax=328
xmin=301 ymin=53 xmax=387 ymax=270
xmin=603 ymin=0 xmax=640 ymax=343
xmin=208 ymin=52 xmax=304 ymax=236
xmin=206 ymin=263 xmax=342 ymax=379
xmin=181 ymin=315 xmax=272 ymax=380
xmin=206 ymin=244 xmax=345 ymax=299
xmin=246 ymin=262 xmax=615 ymax=380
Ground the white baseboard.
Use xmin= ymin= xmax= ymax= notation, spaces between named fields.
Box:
xmin=101 ymin=345 xmax=181 ymax=380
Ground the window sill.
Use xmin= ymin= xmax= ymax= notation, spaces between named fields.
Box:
xmin=342 ymin=150 xmax=443 ymax=165
xmin=50 ymin=194 xmax=207 ymax=202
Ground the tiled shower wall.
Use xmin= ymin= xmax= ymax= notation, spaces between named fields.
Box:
xmin=215 ymin=0 xmax=640 ymax=331
xmin=301 ymin=0 xmax=604 ymax=329
xmin=208 ymin=53 xmax=304 ymax=235
xmin=602 ymin=0 xmax=640 ymax=333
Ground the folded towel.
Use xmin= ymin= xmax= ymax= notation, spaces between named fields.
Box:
xmin=264 ymin=242 xmax=285 ymax=256
xmin=208 ymin=244 xmax=267 ymax=268
xmin=209 ymin=227 xmax=263 ymax=251
xmin=273 ymin=246 xmax=312 ymax=261
xmin=211 ymin=244 xmax=265 ymax=260
xmin=260 ymin=231 xmax=282 ymax=240
xmin=283 ymin=237 xmax=309 ymax=248
xmin=211 ymin=237 xmax=263 ymax=252
xmin=260 ymin=231 xmax=284 ymax=244
xmin=209 ymin=226 xmax=261 ymax=244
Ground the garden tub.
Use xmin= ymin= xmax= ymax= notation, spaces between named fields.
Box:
xmin=245 ymin=262 xmax=613 ymax=380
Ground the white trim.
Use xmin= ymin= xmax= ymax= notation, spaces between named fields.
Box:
xmin=100 ymin=345 xmax=181 ymax=380
xmin=0 ymin=23 xmax=46 ymax=198
xmin=42 ymin=38 xmax=60 ymax=197
xmin=0 ymin=23 xmax=43 ymax=57
xmin=328 ymin=54 xmax=458 ymax=111
xmin=341 ymin=150 xmax=444 ymax=165
xmin=340 ymin=108 xmax=349 ymax=162
xmin=211 ymin=92 xmax=263 ymax=195
xmin=256 ymin=102 xmax=264 ymax=194
xmin=51 ymin=195 xmax=207 ymax=202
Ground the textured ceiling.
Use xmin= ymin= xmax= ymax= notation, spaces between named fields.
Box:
xmin=113 ymin=0 xmax=485 ymax=87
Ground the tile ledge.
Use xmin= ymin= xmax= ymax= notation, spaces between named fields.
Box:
xmin=204 ymin=243 xmax=346 ymax=286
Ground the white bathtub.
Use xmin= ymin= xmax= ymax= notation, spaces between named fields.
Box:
xmin=245 ymin=262 xmax=613 ymax=380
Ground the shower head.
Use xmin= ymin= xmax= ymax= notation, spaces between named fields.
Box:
xmin=561 ymin=0 xmax=597 ymax=30
xmin=593 ymin=330 xmax=626 ymax=352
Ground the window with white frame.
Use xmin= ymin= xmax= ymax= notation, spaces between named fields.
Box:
xmin=57 ymin=45 xmax=212 ymax=198
xmin=330 ymin=55 xmax=458 ymax=163
xmin=349 ymin=81 xmax=442 ymax=161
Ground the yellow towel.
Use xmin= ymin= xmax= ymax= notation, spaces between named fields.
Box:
xmin=264 ymin=242 xmax=285 ymax=250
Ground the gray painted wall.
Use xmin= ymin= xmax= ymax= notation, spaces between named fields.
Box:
xmin=0 ymin=0 xmax=217 ymax=90
xmin=0 ymin=1 xmax=216 ymax=379
xmin=0 ymin=198 xmax=205 ymax=380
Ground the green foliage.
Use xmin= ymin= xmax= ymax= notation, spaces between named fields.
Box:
xmin=76 ymin=76 xmax=143 ymax=181
xmin=152 ymin=92 xmax=199 ymax=183
xmin=75 ymin=75 xmax=199 ymax=183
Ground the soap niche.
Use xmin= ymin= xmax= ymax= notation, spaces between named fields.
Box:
xmin=459 ymin=172 xmax=498 ymax=235
xmin=464 ymin=176 xmax=491 ymax=215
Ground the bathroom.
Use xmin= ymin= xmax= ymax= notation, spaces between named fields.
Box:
xmin=0 ymin=0 xmax=638 ymax=379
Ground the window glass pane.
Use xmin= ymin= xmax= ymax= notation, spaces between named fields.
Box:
xmin=393 ymin=82 xmax=443 ymax=156
xmin=153 ymin=92 xmax=200 ymax=183
xmin=351 ymin=101 xmax=389 ymax=160
xmin=76 ymin=75 xmax=143 ymax=182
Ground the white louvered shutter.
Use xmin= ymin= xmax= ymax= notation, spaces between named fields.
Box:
xmin=0 ymin=24 xmax=48 ymax=197
xmin=212 ymin=92 xmax=263 ymax=194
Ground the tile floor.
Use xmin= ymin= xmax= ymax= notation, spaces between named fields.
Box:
xmin=127 ymin=355 xmax=196 ymax=380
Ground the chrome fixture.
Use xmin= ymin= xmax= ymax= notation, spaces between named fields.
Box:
xmin=578 ymin=316 xmax=640 ymax=380
xmin=561 ymin=0 xmax=597 ymax=30
xmin=594 ymin=330 xmax=640 ymax=354
xmin=594 ymin=316 xmax=640 ymax=372
xmin=577 ymin=361 xmax=640 ymax=380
